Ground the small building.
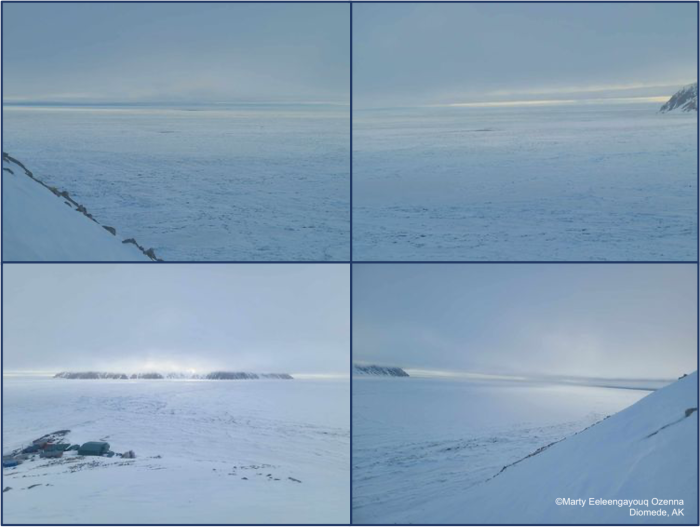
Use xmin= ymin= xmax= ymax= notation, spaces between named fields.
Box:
xmin=78 ymin=442 xmax=110 ymax=456
xmin=45 ymin=443 xmax=71 ymax=452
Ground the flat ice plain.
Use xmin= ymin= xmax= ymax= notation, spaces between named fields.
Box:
xmin=352 ymin=377 xmax=648 ymax=524
xmin=353 ymin=103 xmax=697 ymax=261
xmin=3 ymin=104 xmax=349 ymax=261
xmin=2 ymin=376 xmax=350 ymax=524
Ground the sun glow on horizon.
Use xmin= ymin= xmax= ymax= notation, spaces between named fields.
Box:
xmin=440 ymin=96 xmax=671 ymax=109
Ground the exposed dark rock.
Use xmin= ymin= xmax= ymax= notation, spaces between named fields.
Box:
xmin=103 ymin=226 xmax=117 ymax=236
xmin=122 ymin=238 xmax=161 ymax=262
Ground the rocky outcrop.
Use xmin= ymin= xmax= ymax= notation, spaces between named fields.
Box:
xmin=660 ymin=83 xmax=697 ymax=113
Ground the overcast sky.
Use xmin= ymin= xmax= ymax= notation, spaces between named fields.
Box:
xmin=3 ymin=3 xmax=349 ymax=104
xmin=354 ymin=265 xmax=697 ymax=380
xmin=354 ymin=3 xmax=697 ymax=108
xmin=4 ymin=265 xmax=349 ymax=375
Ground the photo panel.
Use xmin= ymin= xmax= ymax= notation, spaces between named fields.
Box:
xmin=2 ymin=263 xmax=350 ymax=524
xmin=352 ymin=263 xmax=698 ymax=524
xmin=352 ymin=3 xmax=697 ymax=262
xmin=2 ymin=2 xmax=350 ymax=262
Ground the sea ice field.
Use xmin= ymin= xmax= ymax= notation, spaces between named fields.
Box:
xmin=2 ymin=104 xmax=349 ymax=261
xmin=353 ymin=103 xmax=697 ymax=261
xmin=352 ymin=377 xmax=653 ymax=524
xmin=2 ymin=376 xmax=350 ymax=524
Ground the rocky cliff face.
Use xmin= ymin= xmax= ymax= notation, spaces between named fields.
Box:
xmin=660 ymin=83 xmax=697 ymax=113
xmin=353 ymin=364 xmax=409 ymax=377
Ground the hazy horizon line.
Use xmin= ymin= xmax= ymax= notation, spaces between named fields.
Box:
xmin=355 ymin=95 xmax=680 ymax=112
xmin=2 ymin=98 xmax=350 ymax=107
xmin=353 ymin=361 xmax=690 ymax=386
xmin=3 ymin=369 xmax=350 ymax=379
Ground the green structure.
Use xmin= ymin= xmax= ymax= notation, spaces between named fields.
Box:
xmin=78 ymin=442 xmax=110 ymax=456
xmin=45 ymin=443 xmax=71 ymax=452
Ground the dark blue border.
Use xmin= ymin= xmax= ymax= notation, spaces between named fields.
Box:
xmin=3 ymin=0 xmax=700 ymax=523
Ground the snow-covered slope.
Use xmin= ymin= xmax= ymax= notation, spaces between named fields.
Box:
xmin=3 ymin=377 xmax=349 ymax=523
xmin=353 ymin=364 xmax=409 ymax=377
xmin=660 ymin=83 xmax=698 ymax=113
xmin=2 ymin=153 xmax=158 ymax=261
xmin=433 ymin=372 xmax=698 ymax=524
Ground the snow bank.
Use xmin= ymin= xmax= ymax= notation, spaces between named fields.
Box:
xmin=2 ymin=153 xmax=157 ymax=261
xmin=437 ymin=372 xmax=698 ymax=524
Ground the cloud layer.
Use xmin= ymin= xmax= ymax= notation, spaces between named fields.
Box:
xmin=353 ymin=265 xmax=697 ymax=380
xmin=354 ymin=3 xmax=697 ymax=108
xmin=3 ymin=3 xmax=349 ymax=104
xmin=4 ymin=265 xmax=350 ymax=375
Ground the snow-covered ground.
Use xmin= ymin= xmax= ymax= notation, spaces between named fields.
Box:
xmin=2 ymin=376 xmax=350 ymax=524
xmin=351 ymin=376 xmax=691 ymax=524
xmin=3 ymin=103 xmax=349 ymax=261
xmin=446 ymin=372 xmax=698 ymax=524
xmin=2 ymin=154 xmax=151 ymax=261
xmin=353 ymin=103 xmax=697 ymax=261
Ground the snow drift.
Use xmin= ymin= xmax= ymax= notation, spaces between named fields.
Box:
xmin=660 ymin=83 xmax=698 ymax=113
xmin=2 ymin=153 xmax=159 ymax=261
xmin=432 ymin=372 xmax=698 ymax=524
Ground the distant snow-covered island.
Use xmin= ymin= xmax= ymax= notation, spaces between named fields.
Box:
xmin=54 ymin=371 xmax=293 ymax=380
xmin=353 ymin=364 xmax=409 ymax=377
